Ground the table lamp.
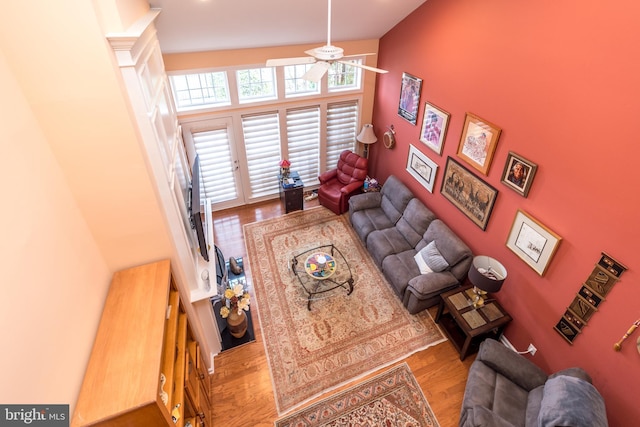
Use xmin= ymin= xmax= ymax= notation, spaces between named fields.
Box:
xmin=468 ymin=255 xmax=507 ymax=308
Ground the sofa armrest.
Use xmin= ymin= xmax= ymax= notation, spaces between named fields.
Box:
xmin=476 ymin=339 xmax=548 ymax=391
xmin=407 ymin=271 xmax=459 ymax=297
xmin=341 ymin=181 xmax=364 ymax=195
xmin=318 ymin=168 xmax=337 ymax=184
xmin=348 ymin=192 xmax=382 ymax=212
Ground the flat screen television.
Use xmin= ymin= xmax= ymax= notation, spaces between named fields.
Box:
xmin=189 ymin=155 xmax=210 ymax=262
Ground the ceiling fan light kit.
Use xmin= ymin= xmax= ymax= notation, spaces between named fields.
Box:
xmin=265 ymin=0 xmax=388 ymax=82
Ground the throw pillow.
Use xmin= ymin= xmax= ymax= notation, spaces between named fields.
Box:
xmin=414 ymin=241 xmax=449 ymax=274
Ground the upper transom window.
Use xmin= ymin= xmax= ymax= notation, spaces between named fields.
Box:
xmin=169 ymin=72 xmax=230 ymax=110
xmin=236 ymin=67 xmax=277 ymax=103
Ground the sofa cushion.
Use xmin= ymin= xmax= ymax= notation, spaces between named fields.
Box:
xmin=493 ymin=373 xmax=530 ymax=426
xmin=423 ymin=220 xmax=469 ymax=267
xmin=394 ymin=198 xmax=436 ymax=245
xmin=415 ymin=241 xmax=449 ymax=273
xmin=367 ymin=228 xmax=414 ymax=267
xmin=525 ymin=386 xmax=544 ymax=427
xmin=538 ymin=375 xmax=608 ymax=427
xmin=379 ymin=175 xmax=414 ymax=224
xmin=382 ymin=250 xmax=423 ymax=296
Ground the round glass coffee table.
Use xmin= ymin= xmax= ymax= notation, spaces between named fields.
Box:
xmin=289 ymin=244 xmax=354 ymax=310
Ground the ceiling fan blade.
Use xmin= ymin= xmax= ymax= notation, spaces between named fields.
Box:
xmin=302 ymin=61 xmax=331 ymax=82
xmin=342 ymin=53 xmax=377 ymax=58
xmin=266 ymin=57 xmax=316 ymax=67
xmin=337 ymin=60 xmax=389 ymax=74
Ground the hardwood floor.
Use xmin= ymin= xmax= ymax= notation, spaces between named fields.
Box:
xmin=208 ymin=197 xmax=474 ymax=427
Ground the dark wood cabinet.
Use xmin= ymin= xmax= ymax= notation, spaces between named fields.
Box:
xmin=279 ymin=171 xmax=304 ymax=213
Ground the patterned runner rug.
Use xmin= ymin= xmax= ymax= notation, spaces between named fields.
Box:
xmin=244 ymin=207 xmax=445 ymax=415
xmin=275 ymin=363 xmax=439 ymax=427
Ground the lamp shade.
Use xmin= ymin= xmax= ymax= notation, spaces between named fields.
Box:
xmin=468 ymin=255 xmax=507 ymax=293
xmin=357 ymin=124 xmax=377 ymax=144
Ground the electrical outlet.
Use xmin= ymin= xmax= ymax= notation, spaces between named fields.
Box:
xmin=527 ymin=344 xmax=537 ymax=356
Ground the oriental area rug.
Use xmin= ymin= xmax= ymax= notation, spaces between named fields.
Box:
xmin=243 ymin=206 xmax=445 ymax=414
xmin=275 ymin=363 xmax=439 ymax=427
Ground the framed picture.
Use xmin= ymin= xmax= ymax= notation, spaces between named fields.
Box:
xmin=456 ymin=113 xmax=502 ymax=175
xmin=441 ymin=156 xmax=498 ymax=230
xmin=406 ymin=144 xmax=438 ymax=193
xmin=419 ymin=102 xmax=450 ymax=155
xmin=398 ymin=72 xmax=422 ymax=125
xmin=501 ymin=152 xmax=538 ymax=197
xmin=506 ymin=210 xmax=562 ymax=276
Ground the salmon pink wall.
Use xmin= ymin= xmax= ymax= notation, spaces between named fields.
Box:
xmin=370 ymin=1 xmax=639 ymax=425
xmin=0 ymin=51 xmax=110 ymax=412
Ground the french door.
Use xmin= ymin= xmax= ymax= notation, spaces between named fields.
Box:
xmin=182 ymin=117 xmax=245 ymax=211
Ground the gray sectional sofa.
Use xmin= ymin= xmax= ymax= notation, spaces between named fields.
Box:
xmin=460 ymin=338 xmax=608 ymax=427
xmin=349 ymin=175 xmax=473 ymax=314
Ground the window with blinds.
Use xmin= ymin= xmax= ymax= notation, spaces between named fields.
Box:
xmin=191 ymin=127 xmax=237 ymax=204
xmin=241 ymin=113 xmax=282 ymax=198
xmin=286 ymin=106 xmax=320 ymax=186
xmin=326 ymin=101 xmax=359 ymax=169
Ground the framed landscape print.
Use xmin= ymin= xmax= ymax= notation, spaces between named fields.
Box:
xmin=406 ymin=144 xmax=438 ymax=193
xmin=419 ymin=102 xmax=450 ymax=155
xmin=441 ymin=157 xmax=498 ymax=230
xmin=398 ymin=72 xmax=422 ymax=125
xmin=501 ymin=151 xmax=538 ymax=197
xmin=506 ymin=210 xmax=562 ymax=276
xmin=456 ymin=113 xmax=502 ymax=175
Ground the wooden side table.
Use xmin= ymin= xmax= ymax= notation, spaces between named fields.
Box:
xmin=279 ymin=171 xmax=304 ymax=213
xmin=435 ymin=283 xmax=512 ymax=360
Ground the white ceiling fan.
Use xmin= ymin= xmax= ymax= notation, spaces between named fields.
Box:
xmin=265 ymin=0 xmax=388 ymax=82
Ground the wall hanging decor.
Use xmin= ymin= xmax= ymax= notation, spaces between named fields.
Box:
xmin=554 ymin=252 xmax=628 ymax=344
xmin=456 ymin=112 xmax=502 ymax=175
xmin=501 ymin=151 xmax=538 ymax=197
xmin=383 ymin=125 xmax=396 ymax=149
xmin=420 ymin=101 xmax=450 ymax=155
xmin=398 ymin=72 xmax=422 ymax=125
xmin=406 ymin=144 xmax=438 ymax=193
xmin=441 ymin=156 xmax=498 ymax=230
xmin=506 ymin=210 xmax=561 ymax=276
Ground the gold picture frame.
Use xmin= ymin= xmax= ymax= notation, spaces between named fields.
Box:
xmin=456 ymin=112 xmax=502 ymax=175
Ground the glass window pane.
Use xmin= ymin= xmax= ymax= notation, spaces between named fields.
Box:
xmin=284 ymin=64 xmax=320 ymax=97
xmin=328 ymin=61 xmax=362 ymax=91
xmin=169 ymin=71 xmax=230 ymax=110
xmin=237 ymin=67 xmax=277 ymax=103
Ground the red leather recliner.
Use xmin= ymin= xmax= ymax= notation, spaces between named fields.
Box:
xmin=317 ymin=150 xmax=368 ymax=215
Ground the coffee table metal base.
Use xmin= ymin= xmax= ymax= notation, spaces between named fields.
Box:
xmin=290 ymin=244 xmax=354 ymax=310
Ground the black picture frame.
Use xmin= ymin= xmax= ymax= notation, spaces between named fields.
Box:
xmin=397 ymin=72 xmax=422 ymax=125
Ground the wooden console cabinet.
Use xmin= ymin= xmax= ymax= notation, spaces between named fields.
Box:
xmin=279 ymin=171 xmax=304 ymax=213
xmin=72 ymin=260 xmax=211 ymax=427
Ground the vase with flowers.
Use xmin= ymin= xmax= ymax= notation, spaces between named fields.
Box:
xmin=220 ymin=281 xmax=250 ymax=338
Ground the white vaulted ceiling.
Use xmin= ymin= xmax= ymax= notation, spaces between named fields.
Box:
xmin=148 ymin=0 xmax=427 ymax=53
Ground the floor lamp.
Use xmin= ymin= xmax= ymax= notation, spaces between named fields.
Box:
xmin=357 ymin=124 xmax=377 ymax=159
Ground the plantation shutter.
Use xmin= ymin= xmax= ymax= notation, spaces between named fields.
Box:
xmin=241 ymin=112 xmax=282 ymax=198
xmin=192 ymin=127 xmax=236 ymax=204
xmin=326 ymin=100 xmax=359 ymax=169
xmin=286 ymin=106 xmax=320 ymax=186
